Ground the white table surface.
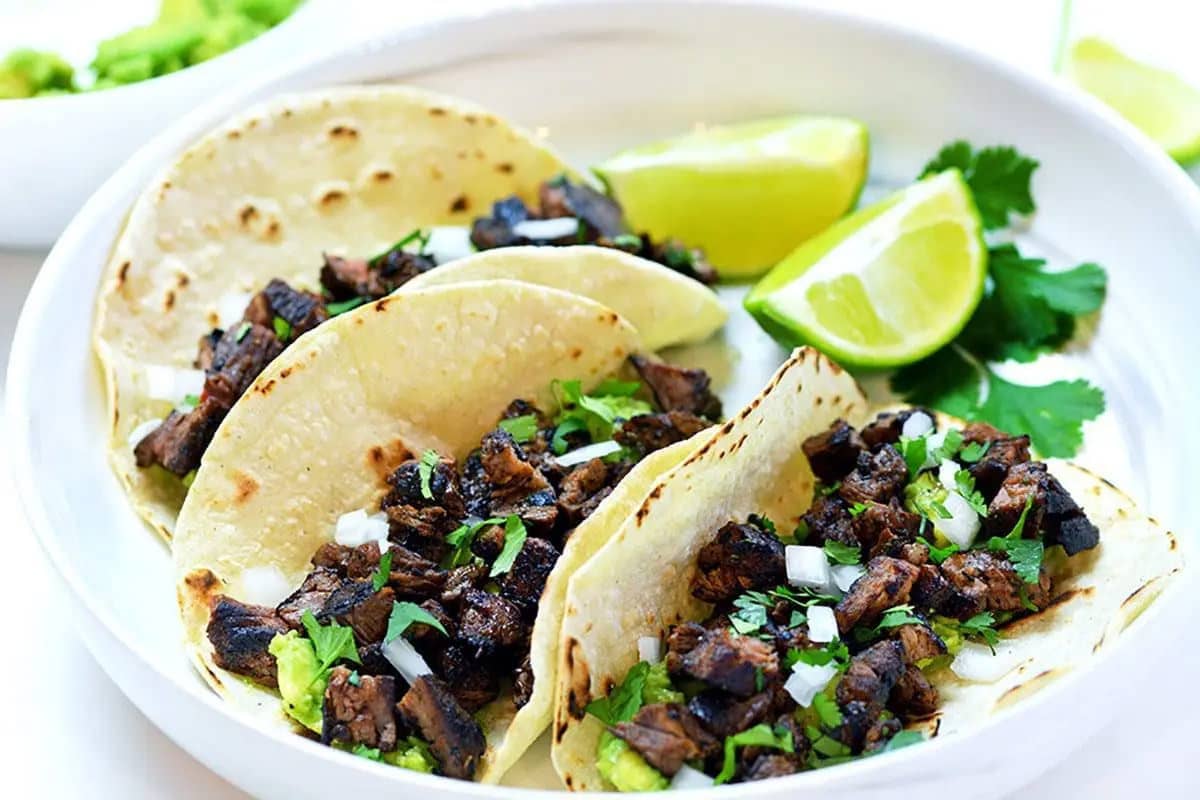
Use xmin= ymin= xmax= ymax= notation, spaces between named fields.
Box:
xmin=2 ymin=1 xmax=1198 ymax=797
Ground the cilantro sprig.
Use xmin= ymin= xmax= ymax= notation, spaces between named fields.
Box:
xmin=443 ymin=517 xmax=505 ymax=569
xmin=417 ymin=449 xmax=439 ymax=500
xmin=489 ymin=515 xmax=528 ymax=577
xmin=498 ymin=414 xmax=539 ymax=443
xmin=371 ymin=550 xmax=393 ymax=591
xmin=586 ymin=661 xmax=650 ymax=726
xmin=551 ymin=379 xmax=651 ymax=454
xmin=920 ymin=141 xmax=1038 ymax=230
xmin=714 ymin=723 xmax=794 ymax=785
xmin=986 ymin=497 xmax=1044 ymax=583
xmin=823 ymin=540 xmax=862 ymax=566
xmin=385 ymin=601 xmax=447 ymax=642
xmin=300 ymin=610 xmax=360 ymax=671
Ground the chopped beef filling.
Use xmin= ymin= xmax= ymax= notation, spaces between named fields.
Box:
xmin=613 ymin=411 xmax=711 ymax=456
xmin=322 ymin=666 xmax=398 ymax=751
xmin=206 ymin=597 xmax=289 ymax=688
xmin=629 ymin=355 xmax=723 ymax=420
xmin=397 ymin=676 xmax=487 ymax=780
xmin=603 ymin=412 xmax=1101 ymax=785
xmin=469 ymin=175 xmax=718 ymax=284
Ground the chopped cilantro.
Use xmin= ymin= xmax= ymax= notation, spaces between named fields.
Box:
xmin=880 ymin=730 xmax=925 ymax=753
xmin=953 ymin=469 xmax=989 ymax=517
xmin=749 ymin=513 xmax=777 ymax=535
xmin=326 ymin=296 xmax=366 ymax=316
xmin=489 ymin=515 xmax=527 ymax=577
xmin=272 ymin=316 xmax=292 ymax=341
xmin=791 ymin=521 xmax=811 ymax=544
xmin=916 ymin=536 xmax=959 ymax=565
xmin=417 ymin=449 xmax=439 ymax=500
xmin=371 ymin=550 xmax=393 ymax=592
xmin=812 ymin=693 xmax=843 ymax=728
xmin=586 ymin=661 xmax=650 ymax=725
xmin=552 ymin=378 xmax=652 ymax=453
xmin=610 ymin=233 xmax=642 ymax=249
xmin=235 ymin=320 xmax=251 ymax=342
xmin=848 ymin=502 xmax=870 ymax=517
xmin=370 ymin=228 xmax=430 ymax=266
xmin=897 ymin=435 xmax=928 ymax=476
xmin=498 ymin=414 xmax=539 ymax=443
xmin=443 ymin=517 xmax=504 ymax=568
xmin=806 ymin=723 xmax=853 ymax=765
xmin=823 ymin=540 xmax=862 ymax=566
xmin=662 ymin=243 xmax=696 ymax=272
xmin=930 ymin=499 xmax=953 ymax=520
xmin=179 ymin=393 xmax=200 ymax=411
xmin=873 ymin=604 xmax=924 ymax=633
xmin=958 ymin=440 xmax=991 ymax=463
xmin=385 ymin=601 xmax=447 ymax=643
xmin=300 ymin=610 xmax=360 ymax=671
xmin=352 ymin=744 xmax=381 ymax=760
xmin=930 ymin=427 xmax=964 ymax=463
xmin=920 ymin=141 xmax=1038 ymax=229
xmin=714 ymin=723 xmax=793 ymax=785
xmin=348 ymin=670 xmax=361 ymax=687
xmin=959 ymin=611 xmax=1001 ymax=652
xmin=986 ymin=498 xmax=1043 ymax=583
xmin=786 ymin=639 xmax=851 ymax=670
xmin=789 ymin=610 xmax=807 ymax=628
xmin=729 ymin=592 xmax=772 ymax=637
xmin=818 ymin=481 xmax=841 ymax=497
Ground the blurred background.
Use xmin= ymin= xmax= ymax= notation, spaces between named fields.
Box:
xmin=1 ymin=0 xmax=1196 ymax=797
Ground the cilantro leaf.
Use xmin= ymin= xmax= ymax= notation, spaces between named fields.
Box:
xmin=873 ymin=604 xmax=924 ymax=632
xmin=417 ymin=449 xmax=439 ymax=500
xmin=443 ymin=517 xmax=504 ymax=569
xmin=370 ymin=228 xmax=430 ymax=266
xmin=586 ymin=661 xmax=650 ymax=725
xmin=498 ymin=414 xmax=539 ymax=443
xmin=893 ymin=346 xmax=1105 ymax=457
xmin=348 ymin=670 xmax=361 ymax=686
xmin=953 ymin=469 xmax=989 ymax=517
xmin=848 ymin=502 xmax=870 ymax=517
xmin=352 ymin=744 xmax=382 ymax=761
xmin=300 ymin=610 xmax=360 ymax=671
xmin=235 ymin=320 xmax=251 ymax=342
xmin=958 ymin=611 xmax=1001 ymax=652
xmin=916 ymin=536 xmax=959 ymax=565
xmin=729 ymin=592 xmax=772 ymax=636
xmin=812 ymin=693 xmax=843 ymax=728
xmin=179 ymin=393 xmax=200 ymax=411
xmin=371 ymin=550 xmax=393 ymax=591
xmin=823 ymin=540 xmax=862 ymax=566
xmin=986 ymin=498 xmax=1043 ymax=583
xmin=958 ymin=440 xmax=991 ymax=463
xmin=748 ymin=514 xmax=777 ymax=535
xmin=385 ymin=601 xmax=447 ymax=643
xmin=897 ymin=436 xmax=928 ymax=476
xmin=327 ymin=296 xmax=366 ymax=316
xmin=715 ymin=723 xmax=794 ymax=784
xmin=272 ymin=316 xmax=292 ymax=341
xmin=786 ymin=639 xmax=851 ymax=670
xmin=552 ymin=379 xmax=652 ymax=452
xmin=488 ymin=515 xmax=527 ymax=577
xmin=920 ymin=141 xmax=1038 ymax=229
xmin=880 ymin=730 xmax=925 ymax=753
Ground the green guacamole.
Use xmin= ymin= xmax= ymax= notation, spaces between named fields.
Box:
xmin=0 ymin=0 xmax=302 ymax=99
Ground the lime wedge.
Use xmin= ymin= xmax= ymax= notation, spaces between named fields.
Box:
xmin=594 ymin=116 xmax=869 ymax=278
xmin=744 ymin=169 xmax=986 ymax=369
xmin=1065 ymin=37 xmax=1200 ymax=164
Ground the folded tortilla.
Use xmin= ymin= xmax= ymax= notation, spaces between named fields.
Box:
xmin=174 ymin=280 xmax=715 ymax=783
xmin=551 ymin=347 xmax=1184 ymax=791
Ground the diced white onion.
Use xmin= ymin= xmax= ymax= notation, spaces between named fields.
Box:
xmin=938 ymin=458 xmax=960 ymax=490
xmin=921 ymin=429 xmax=948 ymax=469
xmin=512 ymin=216 xmax=579 ymax=240
xmin=240 ymin=566 xmax=292 ymax=607
xmin=933 ymin=490 xmax=981 ymax=549
xmin=555 ymin=439 xmax=622 ymax=467
xmin=806 ymin=605 xmax=839 ymax=644
xmin=383 ymin=636 xmax=433 ymax=685
xmin=144 ymin=364 xmax=205 ymax=404
xmin=334 ymin=508 xmax=390 ymax=547
xmin=669 ymin=764 xmax=714 ymax=789
xmin=126 ymin=418 xmax=162 ymax=448
xmin=785 ymin=545 xmax=835 ymax=593
xmin=950 ymin=642 xmax=1020 ymax=683
xmin=784 ymin=662 xmax=839 ymax=708
xmin=637 ymin=636 xmax=662 ymax=664
xmin=831 ymin=563 xmax=864 ymax=593
xmin=901 ymin=411 xmax=934 ymax=439
xmin=216 ymin=291 xmax=253 ymax=328
xmin=424 ymin=225 xmax=475 ymax=263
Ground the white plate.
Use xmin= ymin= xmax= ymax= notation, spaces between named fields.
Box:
xmin=7 ymin=2 xmax=1199 ymax=798
xmin=0 ymin=0 xmax=325 ymax=248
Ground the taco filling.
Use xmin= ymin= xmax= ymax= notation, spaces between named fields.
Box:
xmin=202 ymin=361 xmax=720 ymax=780
xmin=582 ymin=409 xmax=1101 ymax=789
xmin=131 ymin=174 xmax=715 ymax=482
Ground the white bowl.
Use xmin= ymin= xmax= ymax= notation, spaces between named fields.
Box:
xmin=8 ymin=1 xmax=1199 ymax=798
xmin=0 ymin=0 xmax=326 ymax=248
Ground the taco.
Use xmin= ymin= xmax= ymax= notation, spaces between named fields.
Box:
xmin=174 ymin=279 xmax=727 ymax=783
xmin=553 ymin=347 xmax=1182 ymax=791
xmin=93 ymin=84 xmax=724 ymax=540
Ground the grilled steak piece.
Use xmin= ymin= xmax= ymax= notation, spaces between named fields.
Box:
xmin=556 ymin=458 xmax=614 ymax=523
xmin=891 ymin=665 xmax=939 ymax=717
xmin=910 ymin=564 xmax=979 ymax=619
xmin=859 ymin=409 xmax=930 ymax=448
xmin=802 ymin=420 xmax=866 ymax=483
xmin=614 ymin=410 xmax=711 ymax=456
xmin=457 ymin=588 xmax=526 ymax=660
xmin=676 ymin=628 xmax=779 ymax=697
xmin=629 ymin=355 xmax=722 ymax=420
xmin=322 ymin=666 xmax=398 ymax=750
xmin=861 ymin=712 xmax=903 ymax=753
xmin=207 ymin=596 xmax=289 ymax=687
xmin=745 ymin=753 xmax=801 ymax=781
xmin=539 ymin=179 xmax=627 ymax=239
xmin=513 ymin=654 xmax=536 ymax=709
xmin=133 ymin=397 xmax=226 ymax=475
xmin=440 ymin=564 xmax=488 ymax=610
xmin=839 ymin=445 xmax=909 ymax=506
xmin=687 ymin=691 xmax=772 ymax=738
xmin=195 ymin=329 xmax=221 ymax=370
xmin=377 ymin=545 xmax=447 ymax=600
xmin=960 ymin=422 xmax=1031 ymax=500
xmin=356 ymin=641 xmax=400 ymax=680
xmin=385 ymin=504 xmax=455 ymax=563
xmin=470 ymin=196 xmax=535 ymax=250
xmin=611 ymin=703 xmax=720 ymax=776
xmin=319 ymin=582 xmax=395 ymax=644
xmin=833 ymin=556 xmax=920 ymax=632
xmin=853 ymin=500 xmax=921 ymax=554
xmin=987 ymin=462 xmax=1099 ymax=555
xmin=312 ymin=542 xmax=354 ymax=573
xmin=277 ymin=567 xmax=343 ymax=629
xmin=434 ymin=644 xmax=501 ymax=712
xmin=372 ymin=248 xmax=437 ymax=293
xmin=690 ymin=521 xmax=786 ymax=603
xmin=396 ymin=675 xmax=486 ymax=780
xmin=203 ymin=322 xmax=286 ymax=407
xmin=939 ymin=550 xmax=1051 ymax=614
xmin=837 ymin=640 xmax=906 ymax=708
xmin=383 ymin=455 xmax=466 ymax=516
xmin=500 ymin=537 xmax=560 ymax=619
xmin=890 ymin=623 xmax=946 ymax=665
xmin=664 ymin=622 xmax=706 ymax=673
xmin=802 ymin=494 xmax=858 ymax=548
xmin=408 ymin=600 xmax=456 ymax=645
xmin=479 ymin=429 xmax=559 ymax=529
xmin=247 ymin=278 xmax=329 ymax=337
xmin=741 ymin=715 xmax=805 ymax=777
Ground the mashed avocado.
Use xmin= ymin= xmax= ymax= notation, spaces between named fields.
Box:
xmin=642 ymin=661 xmax=684 ymax=705
xmin=383 ymin=738 xmax=438 ymax=773
xmin=268 ymin=630 xmax=325 ymax=733
xmin=0 ymin=0 xmax=302 ymax=98
xmin=597 ymin=731 xmax=669 ymax=792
